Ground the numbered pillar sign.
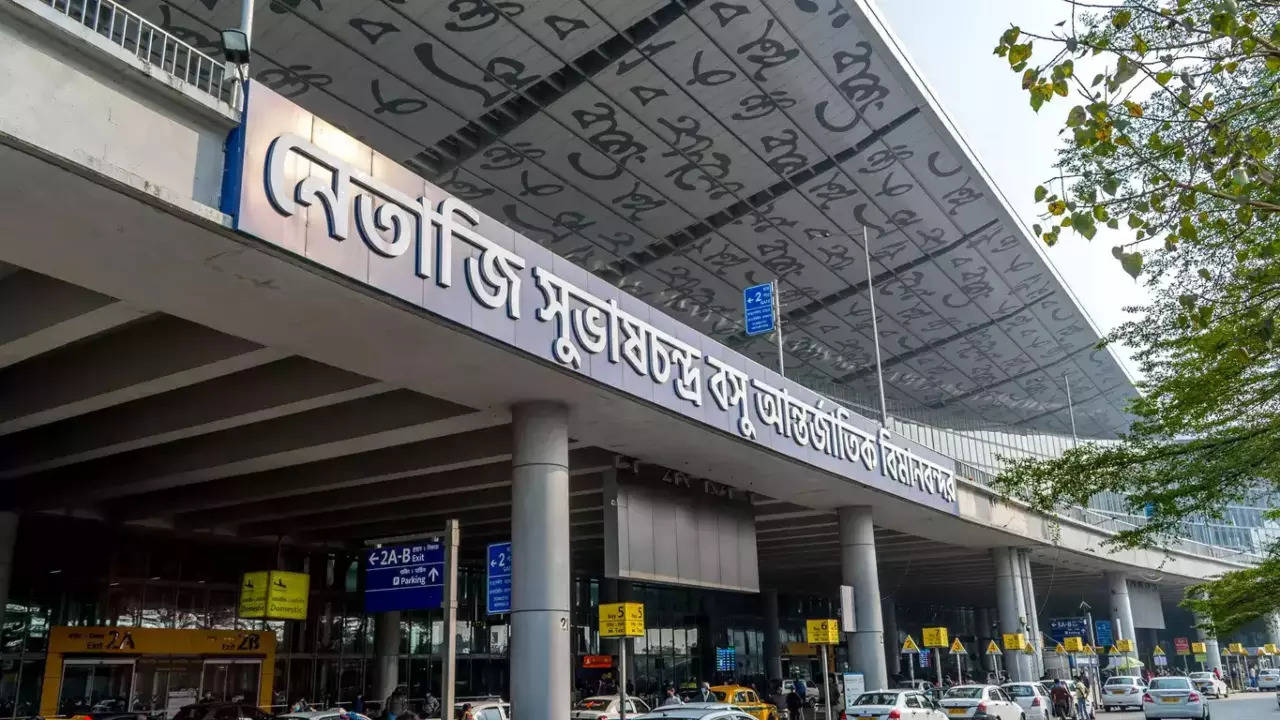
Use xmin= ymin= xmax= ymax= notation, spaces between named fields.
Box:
xmin=806 ymin=619 xmax=840 ymax=645
xmin=923 ymin=627 xmax=949 ymax=648
xmin=599 ymin=602 xmax=645 ymax=638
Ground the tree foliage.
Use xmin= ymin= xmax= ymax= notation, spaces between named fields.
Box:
xmin=991 ymin=0 xmax=1280 ymax=635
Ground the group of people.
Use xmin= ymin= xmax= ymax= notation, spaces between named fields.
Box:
xmin=1046 ymin=676 xmax=1093 ymax=720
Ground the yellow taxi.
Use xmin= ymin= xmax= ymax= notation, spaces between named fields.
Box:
xmin=712 ymin=685 xmax=779 ymax=720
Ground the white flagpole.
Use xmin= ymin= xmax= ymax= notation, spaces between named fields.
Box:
xmin=863 ymin=227 xmax=889 ymax=424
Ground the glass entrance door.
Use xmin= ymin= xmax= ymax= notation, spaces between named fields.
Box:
xmin=199 ymin=660 xmax=260 ymax=704
xmin=58 ymin=659 xmax=136 ymax=715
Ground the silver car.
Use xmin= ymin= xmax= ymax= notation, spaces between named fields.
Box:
xmin=635 ymin=704 xmax=754 ymax=720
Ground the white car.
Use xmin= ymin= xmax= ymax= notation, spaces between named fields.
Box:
xmin=1001 ymin=683 xmax=1050 ymax=720
xmin=1187 ymin=672 xmax=1228 ymax=699
xmin=843 ymin=689 xmax=946 ymax=720
xmin=1141 ymin=677 xmax=1207 ymax=719
xmin=278 ymin=712 xmax=374 ymax=720
xmin=939 ymin=685 xmax=1022 ymax=720
xmin=454 ymin=699 xmax=510 ymax=720
xmin=573 ymin=696 xmax=652 ymax=720
xmin=1257 ymin=669 xmax=1280 ymax=691
xmin=1101 ymin=676 xmax=1147 ymax=711
xmin=635 ymin=705 xmax=756 ymax=720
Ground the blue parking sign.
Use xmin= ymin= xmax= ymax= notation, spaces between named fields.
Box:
xmin=365 ymin=542 xmax=444 ymax=612
xmin=486 ymin=542 xmax=512 ymax=614
xmin=743 ymin=282 xmax=775 ymax=336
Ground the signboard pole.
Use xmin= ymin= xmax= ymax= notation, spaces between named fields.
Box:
xmin=441 ymin=519 xmax=460 ymax=717
xmin=772 ymin=279 xmax=785 ymax=377
xmin=618 ymin=638 xmax=628 ymax=720
xmin=909 ymin=656 xmax=915 ymax=686
xmin=1084 ymin=606 xmax=1101 ymax=706
xmin=820 ymin=646 xmax=831 ymax=720
xmin=935 ymin=651 xmax=942 ymax=691
xmin=993 ymin=653 xmax=1001 ymax=681
xmin=956 ymin=652 xmax=962 ymax=684
xmin=862 ymin=226 xmax=889 ymax=423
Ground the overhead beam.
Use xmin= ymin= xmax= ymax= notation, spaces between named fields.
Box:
xmin=0 ymin=357 xmax=385 ymax=478
xmin=0 ymin=315 xmax=281 ymax=435
xmin=11 ymin=393 xmax=485 ymax=509
xmin=0 ymin=269 xmax=150 ymax=369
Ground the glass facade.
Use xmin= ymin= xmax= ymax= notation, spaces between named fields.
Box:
xmin=0 ymin=520 xmax=840 ymax=719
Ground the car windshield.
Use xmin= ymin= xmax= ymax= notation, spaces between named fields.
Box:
xmin=575 ymin=699 xmax=613 ymax=710
xmin=1188 ymin=673 xmax=1211 ymax=680
xmin=1149 ymin=679 xmax=1191 ymax=690
xmin=1003 ymin=685 xmax=1034 ymax=697
xmin=712 ymin=692 xmax=728 ymax=701
xmin=945 ymin=688 xmax=985 ymax=699
xmin=853 ymin=693 xmax=901 ymax=706
xmin=1105 ymin=678 xmax=1137 ymax=686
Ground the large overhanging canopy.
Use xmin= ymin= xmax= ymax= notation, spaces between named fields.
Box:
xmin=138 ymin=0 xmax=1137 ymax=438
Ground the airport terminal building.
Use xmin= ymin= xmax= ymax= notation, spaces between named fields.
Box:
xmin=1 ymin=0 xmax=1278 ymax=718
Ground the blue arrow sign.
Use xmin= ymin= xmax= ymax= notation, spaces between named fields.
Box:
xmin=1094 ymin=620 xmax=1113 ymax=648
xmin=1049 ymin=617 xmax=1090 ymax=643
xmin=743 ymin=282 xmax=775 ymax=336
xmin=364 ymin=541 xmax=444 ymax=612
xmin=486 ymin=541 xmax=512 ymax=615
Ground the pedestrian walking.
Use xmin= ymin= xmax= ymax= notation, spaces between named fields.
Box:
xmin=696 ymin=682 xmax=716 ymax=703
xmin=1073 ymin=675 xmax=1091 ymax=720
xmin=662 ymin=687 xmax=683 ymax=706
xmin=785 ymin=683 xmax=805 ymax=720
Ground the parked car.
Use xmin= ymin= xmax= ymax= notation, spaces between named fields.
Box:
xmin=1001 ymin=683 xmax=1050 ymax=720
xmin=172 ymin=704 xmax=274 ymax=720
xmin=1257 ymin=669 xmax=1280 ymax=691
xmin=451 ymin=699 xmax=509 ymax=720
xmin=1141 ymin=676 xmax=1207 ymax=720
xmin=278 ymin=709 xmax=374 ymax=720
xmin=938 ymin=685 xmax=1022 ymax=720
xmin=841 ymin=689 xmax=946 ymax=720
xmin=1100 ymin=676 xmax=1146 ymax=711
xmin=1187 ymin=673 xmax=1228 ymax=700
xmin=711 ymin=686 xmax=778 ymax=720
xmin=634 ymin=704 xmax=755 ymax=720
xmin=573 ymin=696 xmax=652 ymax=720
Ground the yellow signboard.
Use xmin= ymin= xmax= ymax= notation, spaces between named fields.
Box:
xmin=1108 ymin=645 xmax=1119 ymax=655
xmin=1192 ymin=642 xmax=1207 ymax=654
xmin=1153 ymin=645 xmax=1165 ymax=656
xmin=785 ymin=642 xmax=816 ymax=656
xmin=985 ymin=640 xmax=1002 ymax=656
xmin=1023 ymin=640 xmax=1037 ymax=655
xmin=599 ymin=602 xmax=646 ymax=637
xmin=949 ymin=638 xmax=966 ymax=655
xmin=806 ymin=618 xmax=840 ymax=645
xmin=1054 ymin=642 xmax=1066 ymax=654
xmin=239 ymin=571 xmax=269 ymax=618
xmin=1228 ymin=642 xmax=1246 ymax=655
xmin=902 ymin=635 xmax=920 ymax=654
xmin=1194 ymin=653 xmax=1207 ymax=662
xmin=923 ymin=627 xmax=949 ymax=648
xmin=1265 ymin=643 xmax=1278 ymax=655
xmin=1002 ymin=633 xmax=1026 ymax=651
xmin=1115 ymin=638 xmax=1134 ymax=653
xmin=1064 ymin=637 xmax=1084 ymax=653
xmin=239 ymin=570 xmax=309 ymax=621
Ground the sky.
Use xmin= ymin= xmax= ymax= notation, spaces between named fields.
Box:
xmin=873 ymin=0 xmax=1148 ymax=380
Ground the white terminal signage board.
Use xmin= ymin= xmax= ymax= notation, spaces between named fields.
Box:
xmin=226 ymin=82 xmax=961 ymax=516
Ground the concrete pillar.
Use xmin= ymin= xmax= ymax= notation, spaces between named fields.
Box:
xmin=838 ymin=506 xmax=887 ymax=691
xmin=764 ymin=590 xmax=783 ymax=684
xmin=977 ymin=607 xmax=994 ymax=674
xmin=1019 ymin=551 xmax=1043 ymax=678
xmin=1194 ymin=606 xmax=1223 ymax=673
xmin=373 ymin=611 xmax=401 ymax=702
xmin=511 ymin=402 xmax=570 ymax=720
xmin=0 ymin=512 xmax=13 ymax=631
xmin=883 ymin=598 xmax=900 ymax=678
xmin=993 ymin=547 xmax=1031 ymax=681
xmin=1107 ymin=573 xmax=1138 ymax=657
xmin=1268 ymin=612 xmax=1280 ymax=649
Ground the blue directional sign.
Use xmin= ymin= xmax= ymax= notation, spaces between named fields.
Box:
xmin=1095 ymin=620 xmax=1114 ymax=648
xmin=743 ymin=282 xmax=775 ymax=336
xmin=364 ymin=541 xmax=444 ymax=612
xmin=486 ymin=541 xmax=512 ymax=615
xmin=1050 ymin=617 xmax=1090 ymax=643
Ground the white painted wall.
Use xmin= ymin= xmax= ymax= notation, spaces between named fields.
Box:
xmin=0 ymin=0 xmax=235 ymax=208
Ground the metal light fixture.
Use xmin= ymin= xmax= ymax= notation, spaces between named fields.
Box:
xmin=220 ymin=29 xmax=250 ymax=65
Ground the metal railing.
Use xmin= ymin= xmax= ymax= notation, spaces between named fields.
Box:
xmin=954 ymin=459 xmax=1266 ymax=564
xmin=39 ymin=0 xmax=237 ymax=106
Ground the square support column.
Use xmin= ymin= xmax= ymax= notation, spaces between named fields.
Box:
xmin=993 ymin=547 xmax=1031 ymax=681
xmin=511 ymin=402 xmax=570 ymax=720
xmin=839 ymin=506 xmax=887 ymax=691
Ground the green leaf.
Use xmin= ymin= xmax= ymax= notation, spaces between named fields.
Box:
xmin=1113 ymin=9 xmax=1133 ymax=29
xmin=1008 ymin=43 xmax=1032 ymax=67
xmin=1120 ymin=251 xmax=1143 ymax=278
xmin=1066 ymin=106 xmax=1086 ymax=127
xmin=1156 ymin=70 xmax=1174 ymax=85
xmin=1267 ymin=55 xmax=1280 ymax=72
xmin=1000 ymin=26 xmax=1021 ymax=46
xmin=1034 ymin=185 xmax=1048 ymax=202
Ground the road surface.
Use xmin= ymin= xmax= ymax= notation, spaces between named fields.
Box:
xmin=1102 ymin=692 xmax=1277 ymax=720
